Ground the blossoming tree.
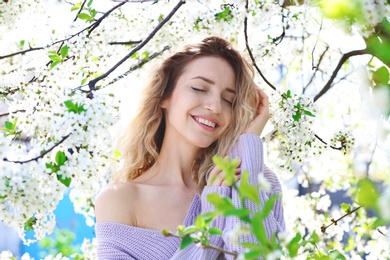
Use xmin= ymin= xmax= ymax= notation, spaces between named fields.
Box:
xmin=0 ymin=0 xmax=389 ymax=259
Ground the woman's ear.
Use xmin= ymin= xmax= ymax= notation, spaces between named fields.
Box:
xmin=160 ymin=98 xmax=170 ymax=109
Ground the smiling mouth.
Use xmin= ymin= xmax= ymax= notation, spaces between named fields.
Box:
xmin=193 ymin=116 xmax=218 ymax=128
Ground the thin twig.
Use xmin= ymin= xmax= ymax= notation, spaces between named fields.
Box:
xmin=74 ymin=0 xmax=88 ymax=22
xmin=311 ymin=19 xmax=323 ymax=70
xmin=377 ymin=228 xmax=386 ymax=237
xmin=304 ymin=46 xmax=329 ymax=93
xmin=102 ymin=45 xmax=170 ymax=88
xmin=87 ymin=0 xmax=186 ymax=93
xmin=366 ymin=141 xmax=377 ymax=177
xmin=244 ymin=0 xmax=276 ymax=90
xmin=166 ymin=232 xmax=238 ymax=257
xmin=88 ymin=2 xmax=126 ymax=36
xmin=314 ymin=49 xmax=367 ymax=102
xmin=0 ymin=110 xmax=26 ymax=118
xmin=314 ymin=134 xmax=342 ymax=150
xmin=109 ymin=40 xmax=142 ymax=45
xmin=321 ymin=206 xmax=362 ymax=234
xmin=0 ymin=47 xmax=44 ymax=59
xmin=3 ymin=132 xmax=72 ymax=164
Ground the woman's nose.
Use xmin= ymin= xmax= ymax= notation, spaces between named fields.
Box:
xmin=204 ymin=96 xmax=222 ymax=114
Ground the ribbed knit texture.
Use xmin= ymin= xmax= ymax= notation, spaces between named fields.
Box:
xmin=95 ymin=134 xmax=285 ymax=259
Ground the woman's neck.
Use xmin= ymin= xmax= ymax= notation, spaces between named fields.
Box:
xmin=135 ymin=137 xmax=200 ymax=189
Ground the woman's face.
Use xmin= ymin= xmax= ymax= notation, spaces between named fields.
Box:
xmin=161 ymin=56 xmax=236 ymax=149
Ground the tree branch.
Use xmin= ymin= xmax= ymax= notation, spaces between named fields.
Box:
xmin=314 ymin=134 xmax=342 ymax=150
xmin=109 ymin=40 xmax=142 ymax=45
xmin=87 ymin=2 xmax=126 ymax=36
xmin=1 ymin=2 xmax=125 ymax=62
xmin=321 ymin=206 xmax=362 ymax=234
xmin=165 ymin=232 xmax=238 ymax=258
xmin=87 ymin=0 xmax=186 ymax=93
xmin=244 ymin=0 xmax=276 ymax=91
xmin=0 ymin=47 xmax=44 ymax=59
xmin=74 ymin=0 xmax=88 ymax=22
xmin=0 ymin=110 xmax=26 ymax=118
xmin=3 ymin=132 xmax=72 ymax=164
xmin=314 ymin=49 xmax=367 ymax=102
xmin=304 ymin=46 xmax=329 ymax=93
xmin=101 ymin=45 xmax=170 ymax=88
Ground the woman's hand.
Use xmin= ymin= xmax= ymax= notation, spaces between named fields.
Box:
xmin=245 ymin=87 xmax=270 ymax=136
xmin=207 ymin=159 xmax=241 ymax=186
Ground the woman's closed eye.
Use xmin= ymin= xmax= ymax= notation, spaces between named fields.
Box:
xmin=191 ymin=86 xmax=234 ymax=106
xmin=191 ymin=87 xmax=206 ymax=92
xmin=223 ymin=98 xmax=233 ymax=106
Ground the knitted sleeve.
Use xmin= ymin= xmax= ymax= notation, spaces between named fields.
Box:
xmin=199 ymin=133 xmax=285 ymax=259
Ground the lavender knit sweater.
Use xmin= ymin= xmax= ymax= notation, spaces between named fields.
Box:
xmin=95 ymin=134 xmax=285 ymax=259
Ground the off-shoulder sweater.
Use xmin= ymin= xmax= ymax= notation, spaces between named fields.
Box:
xmin=95 ymin=134 xmax=285 ymax=259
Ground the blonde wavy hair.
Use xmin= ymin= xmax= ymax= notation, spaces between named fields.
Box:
xmin=114 ymin=36 xmax=259 ymax=190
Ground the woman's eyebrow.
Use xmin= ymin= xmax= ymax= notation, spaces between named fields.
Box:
xmin=191 ymin=76 xmax=236 ymax=94
xmin=191 ymin=76 xmax=215 ymax=84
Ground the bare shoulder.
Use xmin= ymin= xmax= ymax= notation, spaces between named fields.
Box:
xmin=95 ymin=181 xmax=138 ymax=225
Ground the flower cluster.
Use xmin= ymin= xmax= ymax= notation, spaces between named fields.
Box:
xmin=330 ymin=130 xmax=355 ymax=155
xmin=269 ymin=90 xmax=323 ymax=171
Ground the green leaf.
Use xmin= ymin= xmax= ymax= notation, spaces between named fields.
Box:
xmin=71 ymin=2 xmax=81 ymax=11
xmin=215 ymin=6 xmax=232 ymax=22
xmin=251 ymin=211 xmax=267 ymax=245
xmin=55 ymin=151 xmax=67 ymax=166
xmin=340 ymin=203 xmax=351 ymax=213
xmin=308 ymin=230 xmax=320 ymax=245
xmin=48 ymin=54 xmax=61 ymax=62
xmin=64 ymin=100 xmax=76 ymax=111
xmin=89 ymin=9 xmax=96 ymax=19
xmin=292 ymin=112 xmax=302 ymax=121
xmin=243 ymin=250 xmax=264 ymax=259
xmin=87 ymin=0 xmax=93 ymax=7
xmin=81 ymin=77 xmax=88 ymax=85
xmin=194 ymin=215 xmax=206 ymax=229
xmin=355 ymin=178 xmax=379 ymax=208
xmin=328 ymin=249 xmax=346 ymax=260
xmin=365 ymin=18 xmax=390 ymax=66
xmin=131 ymin=52 xmax=139 ymax=59
xmin=24 ymin=216 xmax=36 ymax=231
xmin=60 ymin=45 xmax=68 ymax=59
xmin=78 ymin=13 xmax=91 ymax=21
xmin=46 ymin=162 xmax=59 ymax=173
xmin=5 ymin=121 xmax=13 ymax=130
xmin=224 ymin=208 xmax=251 ymax=218
xmin=287 ymin=232 xmax=302 ymax=257
xmin=64 ymin=100 xmax=86 ymax=114
xmin=56 ymin=174 xmax=72 ymax=187
xmin=113 ymin=149 xmax=122 ymax=159
xmin=201 ymin=210 xmax=220 ymax=220
xmin=20 ymin=40 xmax=25 ymax=47
xmin=372 ymin=66 xmax=389 ymax=85
xmin=141 ymin=51 xmax=150 ymax=61
xmin=260 ymin=194 xmax=281 ymax=219
xmin=180 ymin=236 xmax=195 ymax=250
xmin=50 ymin=61 xmax=61 ymax=70
xmin=240 ymin=242 xmax=262 ymax=250
xmin=238 ymin=171 xmax=260 ymax=204
xmin=303 ymin=110 xmax=315 ymax=117
xmin=179 ymin=226 xmax=198 ymax=237
xmin=207 ymin=193 xmax=236 ymax=212
xmin=208 ymin=227 xmax=222 ymax=236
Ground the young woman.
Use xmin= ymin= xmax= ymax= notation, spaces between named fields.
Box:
xmin=95 ymin=36 xmax=285 ymax=259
